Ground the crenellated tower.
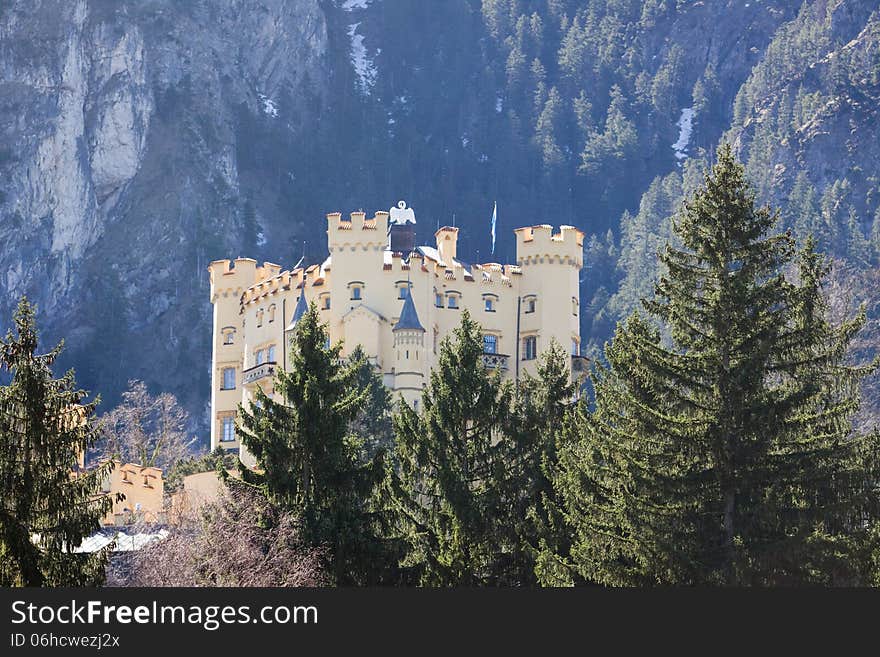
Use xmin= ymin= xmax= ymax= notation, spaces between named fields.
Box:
xmin=514 ymin=224 xmax=584 ymax=376
xmin=207 ymin=257 xmax=282 ymax=453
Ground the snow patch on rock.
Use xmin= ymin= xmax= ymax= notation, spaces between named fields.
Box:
xmin=672 ymin=107 xmax=695 ymax=161
xmin=348 ymin=22 xmax=377 ymax=95
xmin=258 ymin=93 xmax=279 ymax=117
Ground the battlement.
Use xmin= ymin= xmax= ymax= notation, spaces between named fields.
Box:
xmin=326 ymin=211 xmax=389 ymax=251
xmin=209 ymin=258 xmax=286 ymax=302
xmin=514 ymin=224 xmax=584 ymax=267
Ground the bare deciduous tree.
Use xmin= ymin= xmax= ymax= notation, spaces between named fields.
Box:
xmin=97 ymin=380 xmax=197 ymax=470
xmin=107 ymin=485 xmax=328 ymax=587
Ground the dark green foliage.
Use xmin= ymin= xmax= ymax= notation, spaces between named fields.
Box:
xmin=236 ymin=303 xmax=388 ymax=585
xmin=0 ymin=298 xmax=115 ymax=587
xmin=347 ymin=344 xmax=393 ymax=454
xmin=504 ymin=340 xmax=577 ymax=586
xmin=550 ymin=146 xmax=880 ymax=586
xmin=384 ymin=310 xmax=513 ymax=585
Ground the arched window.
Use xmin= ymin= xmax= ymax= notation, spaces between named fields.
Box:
xmin=348 ymin=281 xmax=365 ymax=301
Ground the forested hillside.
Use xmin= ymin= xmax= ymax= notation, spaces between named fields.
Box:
xmin=0 ymin=0 xmax=876 ymax=436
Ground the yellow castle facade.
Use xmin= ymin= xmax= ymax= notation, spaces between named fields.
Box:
xmin=208 ymin=202 xmax=585 ymax=465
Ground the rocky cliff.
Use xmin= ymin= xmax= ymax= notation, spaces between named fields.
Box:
xmin=0 ymin=0 xmax=327 ymax=424
xmin=1 ymin=0 xmax=877 ymax=440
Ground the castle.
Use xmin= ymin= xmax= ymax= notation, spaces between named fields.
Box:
xmin=208 ymin=201 xmax=585 ymax=465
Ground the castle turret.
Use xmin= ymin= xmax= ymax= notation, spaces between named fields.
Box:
xmin=285 ymin=284 xmax=309 ymax=334
xmin=392 ymin=288 xmax=426 ymax=407
xmin=514 ymin=225 xmax=584 ymax=376
xmin=207 ymin=258 xmax=258 ymax=454
xmin=435 ymin=226 xmax=458 ymax=265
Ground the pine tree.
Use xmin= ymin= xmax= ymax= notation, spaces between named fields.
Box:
xmin=385 ymin=310 xmax=513 ymax=585
xmin=553 ymin=145 xmax=880 ymax=585
xmin=236 ymin=303 xmax=386 ymax=584
xmin=0 ymin=298 xmax=115 ymax=587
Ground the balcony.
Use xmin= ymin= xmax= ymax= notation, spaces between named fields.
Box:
xmin=243 ymin=362 xmax=277 ymax=385
xmin=571 ymin=355 xmax=589 ymax=376
xmin=481 ymin=352 xmax=509 ymax=371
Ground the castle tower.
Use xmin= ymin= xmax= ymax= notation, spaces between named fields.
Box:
xmin=326 ymin=209 xmax=390 ymax=359
xmin=514 ymin=225 xmax=584 ymax=377
xmin=392 ymin=286 xmax=426 ymax=408
xmin=207 ymin=258 xmax=257 ymax=453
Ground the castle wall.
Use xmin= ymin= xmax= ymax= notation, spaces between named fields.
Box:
xmin=208 ymin=207 xmax=584 ymax=458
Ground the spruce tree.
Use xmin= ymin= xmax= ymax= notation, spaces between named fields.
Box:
xmin=0 ymin=298 xmax=115 ymax=587
xmin=385 ymin=310 xmax=513 ymax=585
xmin=347 ymin=344 xmax=393 ymax=454
xmin=236 ymin=302 xmax=386 ymax=585
xmin=553 ymin=145 xmax=880 ymax=586
xmin=503 ymin=340 xmax=576 ymax=585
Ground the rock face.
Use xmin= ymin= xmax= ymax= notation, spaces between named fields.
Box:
xmin=728 ymin=0 xmax=880 ymax=212
xmin=0 ymin=0 xmax=877 ymax=441
xmin=0 ymin=0 xmax=327 ymax=425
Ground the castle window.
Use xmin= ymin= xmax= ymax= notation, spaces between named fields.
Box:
xmin=324 ymin=337 xmax=331 ymax=350
xmin=322 ymin=295 xmax=331 ymax=310
xmin=347 ymin=281 xmax=365 ymax=301
xmin=483 ymin=334 xmax=497 ymax=354
xmin=223 ymin=329 xmax=235 ymax=345
xmin=221 ymin=367 xmax=236 ymax=390
xmin=221 ymin=416 xmax=235 ymax=443
xmin=483 ymin=293 xmax=498 ymax=312
xmin=396 ymin=280 xmax=412 ymax=300
xmin=524 ymin=296 xmax=536 ymax=314
xmin=435 ymin=293 xmax=443 ymax=308
xmin=523 ymin=336 xmax=537 ymax=361
xmin=257 ymin=309 xmax=264 ymax=327
xmin=268 ymin=304 xmax=276 ymax=323
xmin=572 ymin=297 xmax=579 ymax=316
xmin=268 ymin=344 xmax=276 ymax=362
xmin=571 ymin=339 xmax=580 ymax=356
xmin=446 ymin=293 xmax=459 ymax=309
xmin=256 ymin=349 xmax=266 ymax=365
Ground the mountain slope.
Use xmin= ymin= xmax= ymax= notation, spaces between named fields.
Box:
xmin=0 ymin=0 xmax=877 ymax=437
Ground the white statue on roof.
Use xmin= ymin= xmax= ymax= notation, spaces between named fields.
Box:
xmin=389 ymin=200 xmax=416 ymax=225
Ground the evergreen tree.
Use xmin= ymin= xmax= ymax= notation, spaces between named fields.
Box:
xmin=347 ymin=345 xmax=393 ymax=455
xmin=385 ymin=311 xmax=513 ymax=585
xmin=504 ymin=341 xmax=576 ymax=585
xmin=236 ymin=303 xmax=386 ymax=584
xmin=0 ymin=298 xmax=115 ymax=587
xmin=552 ymin=145 xmax=880 ymax=585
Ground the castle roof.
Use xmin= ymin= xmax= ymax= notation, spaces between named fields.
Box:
xmin=393 ymin=291 xmax=424 ymax=332
xmin=285 ymin=287 xmax=308 ymax=331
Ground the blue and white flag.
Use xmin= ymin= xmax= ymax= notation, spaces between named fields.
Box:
xmin=490 ymin=201 xmax=497 ymax=255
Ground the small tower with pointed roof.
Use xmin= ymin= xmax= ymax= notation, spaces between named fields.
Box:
xmin=392 ymin=285 xmax=426 ymax=407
